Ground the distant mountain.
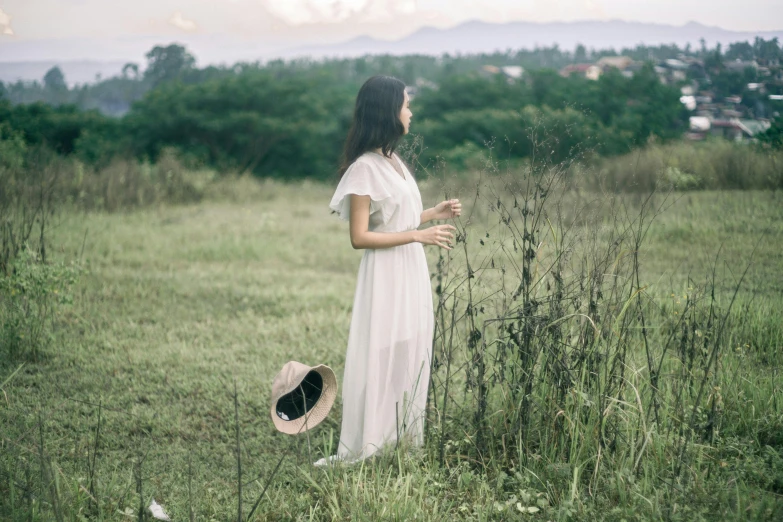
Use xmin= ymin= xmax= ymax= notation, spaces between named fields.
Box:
xmin=289 ymin=20 xmax=783 ymax=58
xmin=2 ymin=20 xmax=782 ymax=85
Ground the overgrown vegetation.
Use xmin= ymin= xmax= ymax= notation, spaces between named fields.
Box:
xmin=0 ymin=121 xmax=205 ymax=362
xmin=589 ymin=139 xmax=783 ymax=191
xmin=0 ymin=123 xmax=79 ymax=362
xmin=422 ymin=143 xmax=783 ymax=520
xmin=0 ymin=145 xmax=780 ymax=519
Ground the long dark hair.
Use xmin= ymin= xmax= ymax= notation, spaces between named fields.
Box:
xmin=339 ymin=75 xmax=406 ymax=177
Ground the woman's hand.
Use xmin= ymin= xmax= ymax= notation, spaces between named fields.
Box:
xmin=431 ymin=199 xmax=462 ymax=221
xmin=415 ymin=224 xmax=457 ymax=250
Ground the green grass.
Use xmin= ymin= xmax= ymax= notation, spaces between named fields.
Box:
xmin=1 ymin=177 xmax=782 ymax=521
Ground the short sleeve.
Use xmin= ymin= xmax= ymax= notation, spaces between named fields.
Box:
xmin=329 ymin=159 xmax=394 ymax=223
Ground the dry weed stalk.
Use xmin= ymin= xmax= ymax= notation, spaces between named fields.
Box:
xmin=419 ymin=124 xmax=751 ymax=504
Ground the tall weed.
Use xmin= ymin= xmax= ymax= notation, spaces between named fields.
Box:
xmin=424 ymin=138 xmax=782 ymax=518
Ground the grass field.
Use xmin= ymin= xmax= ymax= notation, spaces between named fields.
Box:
xmin=1 ymin=175 xmax=782 ymax=521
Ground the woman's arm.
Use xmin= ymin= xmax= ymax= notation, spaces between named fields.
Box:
xmin=420 ymin=199 xmax=462 ymax=224
xmin=420 ymin=207 xmax=436 ymax=225
xmin=349 ymin=194 xmax=455 ymax=250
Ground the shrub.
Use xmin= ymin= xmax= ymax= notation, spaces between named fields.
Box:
xmin=759 ymin=115 xmax=783 ymax=149
xmin=437 ymin=141 xmax=488 ymax=171
xmin=65 ymin=148 xmax=206 ymax=212
xmin=0 ymin=127 xmax=63 ymax=276
xmin=590 ymin=139 xmax=783 ymax=191
xmin=0 ymin=246 xmax=82 ymax=361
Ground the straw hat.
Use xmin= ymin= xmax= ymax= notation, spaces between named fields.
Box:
xmin=270 ymin=361 xmax=338 ymax=435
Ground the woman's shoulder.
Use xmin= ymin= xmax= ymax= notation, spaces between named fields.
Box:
xmin=348 ymin=151 xmax=412 ymax=180
xmin=353 ymin=151 xmax=406 ymax=169
xmin=345 ymin=153 xmax=380 ymax=175
xmin=354 ymin=152 xmax=379 ymax=165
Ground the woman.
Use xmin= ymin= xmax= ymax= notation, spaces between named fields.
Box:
xmin=322 ymin=75 xmax=461 ymax=465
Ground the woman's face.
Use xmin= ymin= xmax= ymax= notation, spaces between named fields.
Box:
xmin=399 ymin=90 xmax=412 ymax=135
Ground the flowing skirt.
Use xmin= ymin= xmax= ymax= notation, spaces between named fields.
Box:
xmin=337 ymin=242 xmax=434 ymax=461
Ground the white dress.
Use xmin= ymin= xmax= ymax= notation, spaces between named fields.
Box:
xmin=329 ymin=152 xmax=434 ymax=461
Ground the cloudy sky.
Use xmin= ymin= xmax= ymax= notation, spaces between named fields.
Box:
xmin=0 ymin=0 xmax=781 ymax=62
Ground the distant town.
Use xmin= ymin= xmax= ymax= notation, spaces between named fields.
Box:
xmin=473 ymin=39 xmax=783 ymax=143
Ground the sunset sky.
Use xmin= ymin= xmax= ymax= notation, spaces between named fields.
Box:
xmin=0 ymin=0 xmax=781 ymax=62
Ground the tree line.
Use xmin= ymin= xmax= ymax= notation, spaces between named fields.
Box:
xmin=1 ymin=39 xmax=781 ymax=180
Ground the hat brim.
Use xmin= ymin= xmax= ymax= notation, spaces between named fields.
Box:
xmin=270 ymin=365 xmax=337 ymax=435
